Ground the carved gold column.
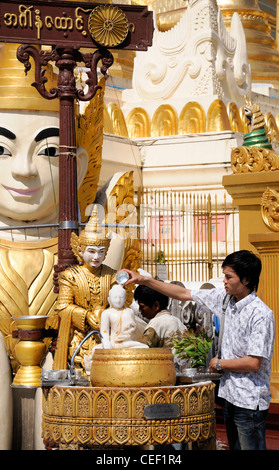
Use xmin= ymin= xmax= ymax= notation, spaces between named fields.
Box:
xmin=223 ymin=145 xmax=279 ymax=402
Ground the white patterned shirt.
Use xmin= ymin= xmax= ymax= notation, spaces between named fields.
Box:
xmin=191 ymin=288 xmax=275 ymax=410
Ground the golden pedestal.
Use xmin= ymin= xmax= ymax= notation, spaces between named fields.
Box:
xmin=41 ymin=381 xmax=216 ymax=449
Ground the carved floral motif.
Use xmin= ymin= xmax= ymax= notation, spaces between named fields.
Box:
xmin=261 ymin=188 xmax=279 ymax=232
xmin=231 ymin=146 xmax=279 ymax=173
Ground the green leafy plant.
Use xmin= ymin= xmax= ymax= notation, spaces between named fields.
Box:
xmin=155 ymin=250 xmax=165 ymax=264
xmin=173 ymin=329 xmax=213 ymax=368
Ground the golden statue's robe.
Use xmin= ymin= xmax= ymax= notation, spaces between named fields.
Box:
xmin=53 ymin=263 xmax=116 ymax=370
xmin=0 ymin=237 xmax=58 ymax=372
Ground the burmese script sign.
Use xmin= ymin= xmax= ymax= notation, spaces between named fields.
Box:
xmin=0 ymin=0 xmax=153 ymax=50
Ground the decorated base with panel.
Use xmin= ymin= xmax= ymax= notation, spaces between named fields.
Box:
xmin=41 ymin=349 xmax=216 ymax=450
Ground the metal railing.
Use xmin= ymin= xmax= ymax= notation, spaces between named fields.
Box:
xmin=139 ymin=189 xmax=239 ymax=283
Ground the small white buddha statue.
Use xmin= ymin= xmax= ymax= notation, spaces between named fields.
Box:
xmin=100 ymin=284 xmax=148 ymax=350
xmin=83 ymin=284 xmax=148 ymax=374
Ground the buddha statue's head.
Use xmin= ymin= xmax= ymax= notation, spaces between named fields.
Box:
xmin=108 ymin=284 xmax=126 ymax=309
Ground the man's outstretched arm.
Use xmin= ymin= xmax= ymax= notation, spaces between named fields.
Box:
xmin=122 ymin=269 xmax=193 ymax=302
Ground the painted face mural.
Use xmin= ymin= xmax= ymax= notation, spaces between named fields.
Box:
xmin=0 ymin=110 xmax=88 ymax=228
xmin=0 ymin=111 xmax=60 ymax=222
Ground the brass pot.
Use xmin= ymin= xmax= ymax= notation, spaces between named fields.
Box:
xmin=12 ymin=315 xmax=48 ymax=387
xmin=90 ymin=348 xmax=176 ymax=387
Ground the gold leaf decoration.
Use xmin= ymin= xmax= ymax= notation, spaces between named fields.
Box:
xmin=77 ymin=77 xmax=105 ymax=223
xmin=88 ymin=5 xmax=129 ymax=47
xmin=261 ymin=187 xmax=279 ymax=232
xmin=231 ymin=146 xmax=279 ymax=173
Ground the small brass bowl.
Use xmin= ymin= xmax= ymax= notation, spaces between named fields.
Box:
xmin=13 ymin=315 xmax=48 ymax=330
xmin=90 ymin=348 xmax=176 ymax=387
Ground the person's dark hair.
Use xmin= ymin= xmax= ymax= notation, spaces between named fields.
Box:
xmin=222 ymin=250 xmax=262 ymax=292
xmin=134 ymin=284 xmax=169 ymax=310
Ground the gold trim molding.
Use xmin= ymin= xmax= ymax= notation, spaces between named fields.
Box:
xmin=42 ymin=383 xmax=216 ymax=449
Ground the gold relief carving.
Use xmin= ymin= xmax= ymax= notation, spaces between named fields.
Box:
xmin=179 ymin=102 xmax=206 ymax=134
xmin=201 ymin=387 xmax=211 ymax=413
xmin=153 ymin=389 xmax=169 ymax=405
xmin=201 ymin=421 xmax=210 ymax=439
xmin=112 ymin=423 xmax=130 ymax=445
xmin=126 ymin=107 xmax=151 ymax=138
xmin=88 ymin=5 xmax=129 ymax=47
xmin=63 ymin=391 xmax=75 ymax=417
xmin=113 ymin=393 xmax=129 ymax=419
xmin=62 ymin=425 xmax=75 ymax=444
xmin=265 ymin=112 xmax=279 ymax=145
xmin=231 ymin=146 xmax=279 ymax=173
xmin=227 ymin=102 xmax=244 ymax=133
xmin=189 ymin=390 xmax=199 ymax=415
xmin=172 ymin=422 xmax=186 ymax=442
xmin=42 ymin=421 xmax=49 ymax=441
xmin=52 ymin=424 xmax=61 ymax=442
xmin=103 ymin=102 xmax=115 ymax=134
xmin=77 ymin=425 xmax=91 ymax=445
xmin=107 ymin=103 xmax=129 ymax=137
xmin=94 ymin=391 xmax=110 ymax=418
xmin=42 ymin=383 xmax=216 ymax=447
xmin=151 ymin=104 xmax=178 ymax=137
xmin=153 ymin=422 xmax=169 ymax=444
xmin=52 ymin=389 xmax=61 ymax=416
xmin=189 ymin=423 xmax=199 ymax=441
xmin=77 ymin=390 xmax=91 ymax=417
xmin=173 ymin=390 xmax=186 ymax=415
xmin=105 ymin=96 xmax=279 ymax=141
xmin=134 ymin=424 xmax=150 ymax=445
xmin=134 ymin=392 xmax=149 ymax=419
xmin=206 ymin=99 xmax=231 ymax=132
xmin=261 ymin=187 xmax=279 ymax=232
xmin=77 ymin=77 xmax=105 ymax=223
xmin=94 ymin=423 xmax=110 ymax=445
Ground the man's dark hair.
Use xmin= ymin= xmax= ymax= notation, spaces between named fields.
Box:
xmin=222 ymin=250 xmax=262 ymax=292
xmin=134 ymin=285 xmax=169 ymax=310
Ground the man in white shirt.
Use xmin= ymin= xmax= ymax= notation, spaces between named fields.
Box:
xmin=123 ymin=250 xmax=275 ymax=450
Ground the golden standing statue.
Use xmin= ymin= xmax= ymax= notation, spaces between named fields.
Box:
xmin=53 ymin=209 xmax=116 ymax=372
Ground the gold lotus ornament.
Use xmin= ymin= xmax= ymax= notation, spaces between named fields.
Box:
xmin=88 ymin=5 xmax=129 ymax=47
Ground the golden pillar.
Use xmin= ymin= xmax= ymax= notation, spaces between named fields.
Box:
xmin=223 ymin=144 xmax=279 ymax=403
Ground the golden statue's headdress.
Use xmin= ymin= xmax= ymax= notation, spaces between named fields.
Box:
xmin=71 ymin=206 xmax=111 ymax=262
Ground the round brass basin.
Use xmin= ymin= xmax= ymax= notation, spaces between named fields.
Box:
xmin=90 ymin=348 xmax=176 ymax=387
